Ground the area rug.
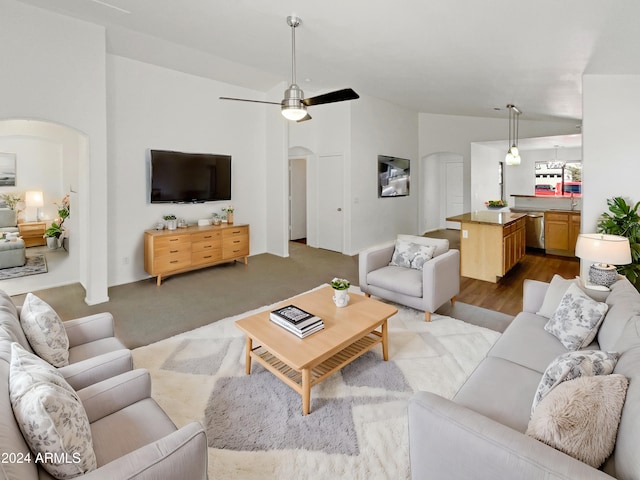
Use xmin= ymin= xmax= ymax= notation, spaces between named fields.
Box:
xmin=132 ymin=286 xmax=501 ymax=480
xmin=0 ymin=254 xmax=47 ymax=280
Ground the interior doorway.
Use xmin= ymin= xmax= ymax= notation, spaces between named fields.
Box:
xmin=289 ymin=157 xmax=307 ymax=242
xmin=317 ymin=154 xmax=344 ymax=253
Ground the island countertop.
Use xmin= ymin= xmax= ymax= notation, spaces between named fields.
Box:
xmin=446 ymin=211 xmax=527 ymax=226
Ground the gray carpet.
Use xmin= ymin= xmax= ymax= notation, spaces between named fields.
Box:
xmin=0 ymin=254 xmax=47 ymax=280
xmin=10 ymin=242 xmax=512 ymax=349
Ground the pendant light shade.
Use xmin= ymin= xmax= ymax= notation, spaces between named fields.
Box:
xmin=505 ymin=104 xmax=522 ymax=166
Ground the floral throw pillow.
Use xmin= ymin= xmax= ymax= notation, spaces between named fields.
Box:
xmin=9 ymin=343 xmax=97 ymax=478
xmin=544 ymin=283 xmax=609 ymax=350
xmin=19 ymin=293 xmax=69 ymax=367
xmin=389 ymin=240 xmax=436 ymax=270
xmin=531 ymin=350 xmax=619 ymax=416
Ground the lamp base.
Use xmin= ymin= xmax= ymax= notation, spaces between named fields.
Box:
xmin=588 ymin=263 xmax=618 ymax=288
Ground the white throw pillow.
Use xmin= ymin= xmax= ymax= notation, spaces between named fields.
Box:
xmin=531 ymin=350 xmax=619 ymax=416
xmin=389 ymin=241 xmax=435 ymax=270
xmin=544 ymin=283 xmax=609 ymax=350
xmin=537 ymin=274 xmax=578 ymax=318
xmin=20 ymin=293 xmax=69 ymax=367
xmin=9 ymin=343 xmax=97 ymax=478
xmin=397 ymin=234 xmax=449 ymax=258
xmin=526 ymin=374 xmax=628 ymax=468
xmin=411 ymin=245 xmax=436 ymax=270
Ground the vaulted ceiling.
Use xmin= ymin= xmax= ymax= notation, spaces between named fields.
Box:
xmin=17 ymin=0 xmax=640 ymax=123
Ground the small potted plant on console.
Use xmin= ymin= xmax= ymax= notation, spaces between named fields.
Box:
xmin=163 ymin=215 xmax=177 ymax=230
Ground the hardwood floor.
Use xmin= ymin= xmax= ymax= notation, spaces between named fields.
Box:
xmin=457 ymin=250 xmax=579 ymax=316
xmin=428 ymin=230 xmax=580 ymax=316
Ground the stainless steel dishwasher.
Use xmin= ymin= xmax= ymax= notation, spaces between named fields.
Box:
xmin=511 ymin=209 xmax=545 ymax=249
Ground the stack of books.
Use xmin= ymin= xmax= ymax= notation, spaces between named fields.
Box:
xmin=269 ymin=305 xmax=324 ymax=338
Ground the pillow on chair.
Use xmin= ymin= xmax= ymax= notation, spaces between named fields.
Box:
xmin=389 ymin=240 xmax=436 ymax=270
xmin=397 ymin=234 xmax=449 ymax=257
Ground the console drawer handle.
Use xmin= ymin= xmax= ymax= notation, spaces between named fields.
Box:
xmin=170 ymin=260 xmax=179 ymax=264
xmin=169 ymin=238 xmax=179 ymax=242
xmin=203 ymin=255 xmax=212 ymax=259
xmin=170 ymin=250 xmax=178 ymax=253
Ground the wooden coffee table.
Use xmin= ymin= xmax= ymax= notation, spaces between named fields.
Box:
xmin=235 ymin=286 xmax=398 ymax=415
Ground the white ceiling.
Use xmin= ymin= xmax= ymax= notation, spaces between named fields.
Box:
xmin=16 ymin=0 xmax=640 ymax=123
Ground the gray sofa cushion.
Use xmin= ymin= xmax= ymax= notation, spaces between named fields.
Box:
xmin=90 ymin=397 xmax=178 ymax=466
xmin=0 ymin=360 xmax=39 ymax=480
xmin=366 ymin=265 xmax=423 ymax=297
xmin=487 ymin=312 xmax=585 ymax=374
xmin=610 ymin=346 xmax=640 ymax=478
xmin=453 ymin=356 xmax=542 ymax=433
xmin=598 ymin=278 xmax=640 ymax=351
xmin=0 ymin=291 xmax=33 ymax=358
xmin=0 ymin=209 xmax=17 ymax=228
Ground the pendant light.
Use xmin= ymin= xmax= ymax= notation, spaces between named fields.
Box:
xmin=505 ymin=104 xmax=522 ymax=166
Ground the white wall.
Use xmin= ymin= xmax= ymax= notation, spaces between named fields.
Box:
xmin=107 ymin=55 xmax=269 ymax=286
xmin=582 ymin=75 xmax=640 ymax=232
xmin=419 ymin=113 xmax=577 ymax=231
xmin=349 ymin=96 xmax=419 ymax=254
xmin=0 ymin=0 xmax=108 ymax=304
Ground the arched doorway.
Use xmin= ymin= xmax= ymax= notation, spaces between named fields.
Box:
xmin=0 ymin=119 xmax=86 ymax=296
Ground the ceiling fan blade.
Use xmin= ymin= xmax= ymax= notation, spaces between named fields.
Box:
xmin=302 ymin=88 xmax=359 ymax=107
xmin=297 ymin=113 xmax=312 ymax=123
xmin=219 ymin=96 xmax=281 ymax=105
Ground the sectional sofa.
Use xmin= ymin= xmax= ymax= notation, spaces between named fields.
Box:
xmin=0 ymin=290 xmax=208 ymax=479
xmin=409 ymin=276 xmax=640 ymax=479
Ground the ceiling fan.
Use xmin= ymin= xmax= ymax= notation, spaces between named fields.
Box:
xmin=220 ymin=16 xmax=359 ymax=122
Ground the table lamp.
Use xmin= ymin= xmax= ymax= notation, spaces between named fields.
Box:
xmin=24 ymin=190 xmax=44 ymax=222
xmin=575 ymin=233 xmax=632 ymax=287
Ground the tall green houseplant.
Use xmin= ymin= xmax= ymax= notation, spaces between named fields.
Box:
xmin=597 ymin=196 xmax=640 ymax=289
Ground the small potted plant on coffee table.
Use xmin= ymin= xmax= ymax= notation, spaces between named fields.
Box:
xmin=330 ymin=277 xmax=351 ymax=307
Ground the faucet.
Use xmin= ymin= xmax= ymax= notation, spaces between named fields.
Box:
xmin=570 ymin=193 xmax=578 ymax=210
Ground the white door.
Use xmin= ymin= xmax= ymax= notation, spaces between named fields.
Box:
xmin=289 ymin=158 xmax=307 ymax=240
xmin=317 ymin=154 xmax=344 ymax=252
xmin=445 ymin=161 xmax=464 ymax=230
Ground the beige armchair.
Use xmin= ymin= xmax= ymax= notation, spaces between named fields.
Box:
xmin=359 ymin=235 xmax=460 ymax=321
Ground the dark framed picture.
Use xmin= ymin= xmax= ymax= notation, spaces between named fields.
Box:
xmin=378 ymin=155 xmax=410 ymax=197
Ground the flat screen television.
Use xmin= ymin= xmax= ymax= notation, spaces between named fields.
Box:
xmin=149 ymin=149 xmax=231 ymax=203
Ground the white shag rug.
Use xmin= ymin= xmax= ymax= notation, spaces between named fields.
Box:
xmin=132 ymin=286 xmax=500 ymax=480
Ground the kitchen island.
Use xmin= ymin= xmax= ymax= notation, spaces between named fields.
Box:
xmin=446 ymin=211 xmax=527 ymax=283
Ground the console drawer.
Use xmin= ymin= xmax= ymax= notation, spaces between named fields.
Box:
xmin=155 ymin=235 xmax=190 ymax=249
xmin=223 ymin=235 xmax=249 ymax=258
xmin=192 ymin=248 xmax=223 ymax=266
xmin=155 ymin=251 xmax=191 ymax=272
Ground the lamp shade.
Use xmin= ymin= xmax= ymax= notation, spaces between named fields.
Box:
xmin=575 ymin=233 xmax=632 ymax=265
xmin=25 ymin=190 xmax=44 ymax=207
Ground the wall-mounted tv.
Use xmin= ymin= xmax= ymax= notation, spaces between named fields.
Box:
xmin=378 ymin=155 xmax=410 ymax=197
xmin=149 ymin=149 xmax=231 ymax=203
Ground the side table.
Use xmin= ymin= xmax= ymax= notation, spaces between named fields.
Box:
xmin=18 ymin=222 xmax=46 ymax=247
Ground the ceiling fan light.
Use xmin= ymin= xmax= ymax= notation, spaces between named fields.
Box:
xmin=281 ymin=105 xmax=308 ymax=121
xmin=281 ymin=83 xmax=307 ymax=120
